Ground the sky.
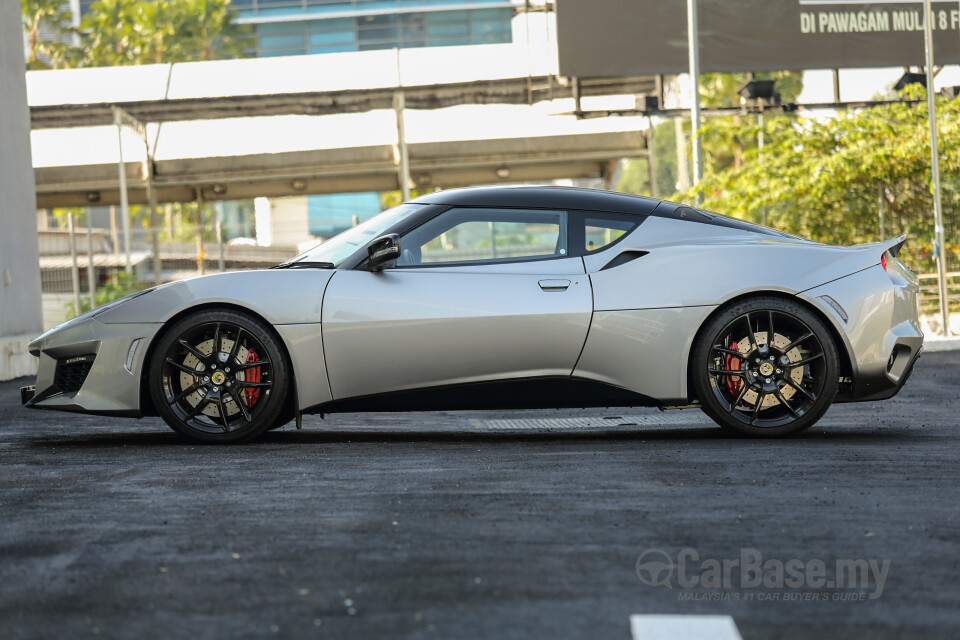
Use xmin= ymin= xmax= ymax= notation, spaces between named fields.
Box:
xmin=799 ymin=66 xmax=960 ymax=102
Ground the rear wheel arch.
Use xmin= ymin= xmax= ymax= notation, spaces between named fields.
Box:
xmin=688 ymin=293 xmax=841 ymax=435
xmin=138 ymin=302 xmax=297 ymax=425
xmin=686 ymin=290 xmax=853 ymax=400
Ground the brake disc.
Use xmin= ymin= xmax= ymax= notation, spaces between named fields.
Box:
xmin=736 ymin=331 xmax=804 ymax=408
xmin=179 ymin=337 xmax=250 ymax=418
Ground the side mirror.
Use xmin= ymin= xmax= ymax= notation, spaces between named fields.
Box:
xmin=367 ymin=233 xmax=401 ymax=271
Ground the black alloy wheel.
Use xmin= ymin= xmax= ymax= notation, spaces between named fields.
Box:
xmin=149 ymin=309 xmax=290 ymax=443
xmin=691 ymin=297 xmax=839 ymax=436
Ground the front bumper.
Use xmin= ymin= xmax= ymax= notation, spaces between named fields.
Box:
xmin=23 ymin=318 xmax=163 ymax=417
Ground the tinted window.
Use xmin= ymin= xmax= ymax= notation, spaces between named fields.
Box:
xmin=585 ymin=216 xmax=638 ymax=252
xmin=397 ymin=208 xmax=566 ymax=266
xmin=568 ymin=212 xmax=642 ymax=255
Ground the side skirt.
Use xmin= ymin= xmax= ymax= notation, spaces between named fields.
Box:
xmin=306 ymin=377 xmax=661 ymax=415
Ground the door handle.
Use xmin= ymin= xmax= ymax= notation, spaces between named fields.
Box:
xmin=539 ymin=279 xmax=571 ymax=292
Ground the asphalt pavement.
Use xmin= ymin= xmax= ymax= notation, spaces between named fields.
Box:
xmin=1 ymin=352 xmax=958 ymax=640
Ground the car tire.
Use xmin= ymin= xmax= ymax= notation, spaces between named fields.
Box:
xmin=690 ymin=296 xmax=839 ymax=437
xmin=148 ymin=309 xmax=290 ymax=443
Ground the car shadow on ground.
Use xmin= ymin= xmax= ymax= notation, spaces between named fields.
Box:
xmin=20 ymin=423 xmax=910 ymax=449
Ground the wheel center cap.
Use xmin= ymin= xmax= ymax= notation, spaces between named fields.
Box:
xmin=759 ymin=362 xmax=775 ymax=377
xmin=211 ymin=371 xmax=226 ymax=385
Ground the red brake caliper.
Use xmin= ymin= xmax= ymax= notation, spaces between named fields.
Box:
xmin=245 ymin=349 xmax=262 ymax=408
xmin=725 ymin=341 xmax=741 ymax=395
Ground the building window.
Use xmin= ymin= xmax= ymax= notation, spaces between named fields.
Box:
xmin=305 ymin=1 xmax=354 ymax=14
xmin=258 ymin=21 xmax=307 ymax=57
xmin=308 ymin=17 xmax=356 ymax=53
xmin=356 ymin=13 xmax=398 ymax=50
xmin=254 ymin=4 xmax=512 ymax=57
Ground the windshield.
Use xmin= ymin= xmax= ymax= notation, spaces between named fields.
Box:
xmin=285 ymin=203 xmax=427 ymax=267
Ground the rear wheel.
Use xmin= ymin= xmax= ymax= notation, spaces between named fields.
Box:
xmin=690 ymin=297 xmax=839 ymax=436
xmin=149 ymin=310 xmax=290 ymax=443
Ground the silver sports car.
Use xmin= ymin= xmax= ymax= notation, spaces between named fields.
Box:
xmin=21 ymin=186 xmax=923 ymax=442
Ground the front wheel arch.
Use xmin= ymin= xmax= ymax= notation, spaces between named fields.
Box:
xmin=686 ymin=291 xmax=852 ymax=404
xmin=138 ymin=302 xmax=298 ymax=425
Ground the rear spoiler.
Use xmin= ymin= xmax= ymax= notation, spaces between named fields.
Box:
xmin=799 ymin=235 xmax=910 ymax=291
xmin=884 ymin=234 xmax=908 ymax=257
xmin=849 ymin=234 xmax=907 ymax=257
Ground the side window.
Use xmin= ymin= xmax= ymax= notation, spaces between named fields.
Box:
xmin=570 ymin=212 xmax=642 ymax=255
xmin=397 ymin=208 xmax=566 ymax=266
xmin=585 ymin=216 xmax=639 ymax=252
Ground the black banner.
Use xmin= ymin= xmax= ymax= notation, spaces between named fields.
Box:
xmin=557 ymin=0 xmax=960 ymax=76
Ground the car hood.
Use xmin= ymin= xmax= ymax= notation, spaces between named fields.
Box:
xmin=93 ymin=269 xmax=336 ymax=326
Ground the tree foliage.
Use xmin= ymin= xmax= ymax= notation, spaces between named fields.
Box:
xmin=700 ymin=71 xmax=804 ymax=108
xmin=24 ymin=0 xmax=254 ymax=284
xmin=20 ymin=0 xmax=251 ymax=69
xmin=688 ymin=87 xmax=959 ymax=273
xmin=618 ymin=72 xmax=804 ymax=197
xmin=79 ymin=0 xmax=251 ymax=67
xmin=65 ymin=271 xmax=140 ymax=318
xmin=21 ymin=0 xmax=79 ymax=70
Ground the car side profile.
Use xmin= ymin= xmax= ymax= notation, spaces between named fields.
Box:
xmin=21 ymin=186 xmax=923 ymax=442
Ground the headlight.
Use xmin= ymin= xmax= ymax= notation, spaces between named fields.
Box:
xmin=90 ymin=288 xmax=156 ymax=318
xmin=32 ymin=288 xmax=156 ymax=344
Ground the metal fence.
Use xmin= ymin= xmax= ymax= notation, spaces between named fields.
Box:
xmin=918 ymin=271 xmax=960 ymax=336
xmin=38 ymin=215 xmax=312 ymax=330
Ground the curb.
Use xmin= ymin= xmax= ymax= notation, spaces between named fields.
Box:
xmin=922 ymin=337 xmax=960 ymax=352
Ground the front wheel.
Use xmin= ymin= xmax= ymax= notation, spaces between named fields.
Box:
xmin=148 ymin=309 xmax=290 ymax=443
xmin=690 ymin=297 xmax=839 ymax=436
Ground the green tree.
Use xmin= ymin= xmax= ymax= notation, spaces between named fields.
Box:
xmin=618 ymin=72 xmax=805 ymax=200
xmin=700 ymin=71 xmax=804 ymax=109
xmin=135 ymin=0 xmax=191 ymax=64
xmin=21 ymin=0 xmax=80 ymax=69
xmin=687 ymin=87 xmax=959 ymax=274
xmin=79 ymin=0 xmax=251 ymax=67
xmin=79 ymin=0 xmax=140 ymax=66
xmin=381 ymin=189 xmax=431 ymax=210
xmin=617 ymin=119 xmax=684 ymax=196
xmin=699 ymin=71 xmax=804 ymax=173
xmin=65 ymin=271 xmax=141 ymax=318
xmin=187 ymin=0 xmax=251 ymax=61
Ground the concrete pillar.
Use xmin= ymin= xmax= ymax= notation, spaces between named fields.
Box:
xmin=0 ymin=0 xmax=43 ymax=381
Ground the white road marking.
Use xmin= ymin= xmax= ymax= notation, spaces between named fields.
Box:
xmin=630 ymin=615 xmax=743 ymax=640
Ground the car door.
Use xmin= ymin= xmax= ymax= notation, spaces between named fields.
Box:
xmin=570 ymin=210 xmax=715 ymax=402
xmin=321 ymin=207 xmax=592 ymax=401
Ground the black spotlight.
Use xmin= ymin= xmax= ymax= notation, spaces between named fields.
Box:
xmin=737 ymin=79 xmax=777 ymax=101
xmin=894 ymin=72 xmax=927 ymax=91
xmin=939 ymin=86 xmax=960 ymax=99
xmin=636 ymin=94 xmax=660 ymax=112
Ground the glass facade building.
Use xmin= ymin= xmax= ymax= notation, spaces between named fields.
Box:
xmin=231 ymin=0 xmax=514 ymax=57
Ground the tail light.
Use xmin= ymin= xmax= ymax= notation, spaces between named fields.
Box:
xmin=881 ymin=253 xmax=888 ymax=271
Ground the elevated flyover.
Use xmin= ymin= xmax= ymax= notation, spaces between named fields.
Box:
xmin=34 ymin=130 xmax=644 ymax=208
xmin=27 ymin=45 xmax=654 ymax=207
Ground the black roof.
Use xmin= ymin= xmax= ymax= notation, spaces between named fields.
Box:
xmin=410 ymin=186 xmax=662 ymax=216
xmin=410 ymin=185 xmax=796 ymax=238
